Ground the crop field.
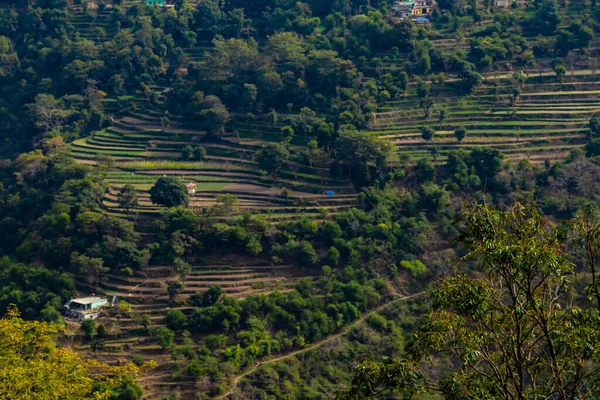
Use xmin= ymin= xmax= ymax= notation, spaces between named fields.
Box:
xmin=369 ymin=73 xmax=600 ymax=165
xmin=69 ymin=100 xmax=358 ymax=222
xmin=71 ymin=261 xmax=313 ymax=399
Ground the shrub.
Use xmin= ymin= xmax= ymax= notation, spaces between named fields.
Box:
xmin=153 ymin=326 xmax=175 ymax=350
xmin=132 ymin=355 xmax=145 ymax=367
xmin=165 ymin=309 xmax=187 ymax=331
xmin=193 ymin=146 xmax=207 ymax=161
xmin=319 ymin=221 xmax=342 ymax=244
xmin=367 ymin=313 xmax=387 ymax=331
xmin=80 ymin=319 xmax=96 ymax=340
xmin=324 ymin=247 xmax=340 ymax=266
xmin=205 ymin=334 xmax=225 ymax=352
xmin=400 ymin=259 xmax=427 ymax=278
xmin=187 ymin=360 xmax=206 ymax=378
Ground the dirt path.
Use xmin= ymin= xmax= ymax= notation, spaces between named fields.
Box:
xmin=214 ymin=291 xmax=426 ymax=399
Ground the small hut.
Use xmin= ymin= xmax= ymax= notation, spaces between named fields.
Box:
xmin=186 ymin=183 xmax=197 ymax=195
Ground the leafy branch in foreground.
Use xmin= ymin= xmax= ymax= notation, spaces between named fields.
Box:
xmin=0 ymin=304 xmax=155 ymax=400
xmin=340 ymin=203 xmax=600 ymax=400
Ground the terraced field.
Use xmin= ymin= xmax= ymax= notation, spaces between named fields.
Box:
xmin=69 ymin=7 xmax=116 ymax=42
xmin=71 ymin=261 xmax=314 ymax=399
xmin=70 ymin=100 xmax=357 ymax=221
xmin=93 ymin=263 xmax=304 ymax=303
xmin=370 ymin=72 xmax=600 ymax=164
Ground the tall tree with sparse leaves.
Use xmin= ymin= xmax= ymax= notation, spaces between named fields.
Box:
xmin=340 ymin=203 xmax=600 ymax=400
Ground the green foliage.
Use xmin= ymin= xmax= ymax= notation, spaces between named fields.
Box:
xmin=205 ymin=334 xmax=226 ymax=351
xmin=190 ymin=285 xmax=223 ymax=308
xmin=172 ymin=258 xmax=191 ymax=279
xmin=117 ymin=185 xmax=138 ymax=216
xmin=415 ymin=158 xmax=436 ymax=183
xmin=334 ymin=128 xmax=393 ymax=185
xmin=586 ymin=117 xmax=600 ymax=156
xmin=166 ymin=280 xmax=185 ymax=303
xmin=399 ymin=260 xmax=427 ymax=278
xmin=256 ymin=143 xmax=290 ymax=180
xmin=80 ymin=319 xmax=96 ymax=340
xmin=325 ymin=246 xmax=341 ymax=266
xmin=192 ymin=146 xmax=207 ymax=161
xmin=2 ymin=1 xmax=599 ymax=397
xmin=131 ymin=356 xmax=145 ymax=368
xmin=149 ymin=177 xmax=189 ymax=208
xmin=153 ymin=326 xmax=175 ymax=350
xmin=420 ymin=127 xmax=435 ymax=142
xmin=454 ymin=127 xmax=466 ymax=143
xmin=534 ymin=0 xmax=561 ymax=35
xmin=343 ymin=204 xmax=600 ymax=399
xmin=165 ymin=310 xmax=187 ymax=332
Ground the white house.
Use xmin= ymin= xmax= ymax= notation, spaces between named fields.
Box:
xmin=64 ymin=296 xmax=108 ymax=321
xmin=186 ymin=183 xmax=197 ymax=195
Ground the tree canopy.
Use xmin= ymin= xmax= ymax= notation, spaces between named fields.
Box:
xmin=149 ymin=177 xmax=189 ymax=208
xmin=341 ymin=203 xmax=600 ymax=399
xmin=0 ymin=304 xmax=148 ymax=400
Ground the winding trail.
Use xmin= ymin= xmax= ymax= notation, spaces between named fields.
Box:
xmin=214 ymin=291 xmax=427 ymax=399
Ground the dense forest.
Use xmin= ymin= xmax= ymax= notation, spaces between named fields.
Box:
xmin=1 ymin=0 xmax=600 ymax=398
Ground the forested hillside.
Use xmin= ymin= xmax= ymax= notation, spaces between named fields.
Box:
xmin=1 ymin=0 xmax=600 ymax=398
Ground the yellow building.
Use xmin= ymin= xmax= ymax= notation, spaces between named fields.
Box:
xmin=411 ymin=7 xmax=432 ymax=15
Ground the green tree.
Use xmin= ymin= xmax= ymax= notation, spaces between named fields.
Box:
xmin=454 ymin=127 xmax=467 ymax=143
xmin=27 ymin=94 xmax=73 ymax=133
xmin=246 ymin=234 xmax=263 ymax=256
xmin=281 ymin=126 xmax=295 ymax=144
xmin=585 ymin=138 xmax=600 ymax=157
xmin=0 ymin=305 xmax=143 ymax=400
xmin=420 ymin=127 xmax=435 ymax=142
xmin=173 ymin=258 xmax=191 ymax=279
xmin=587 ymin=116 xmax=600 ymax=139
xmin=416 ymin=79 xmax=429 ymax=100
xmin=535 ymin=0 xmax=561 ymax=35
xmin=180 ymin=145 xmax=193 ymax=160
xmin=153 ymin=326 xmax=175 ymax=350
xmin=192 ymin=146 xmax=207 ymax=161
xmin=80 ymin=319 xmax=96 ymax=340
xmin=256 ymin=143 xmax=290 ymax=181
xmin=165 ymin=309 xmax=187 ymax=332
xmin=438 ymin=108 xmax=447 ymax=127
xmin=397 ymin=71 xmax=409 ymax=98
xmin=211 ymin=194 xmax=239 ymax=221
xmin=134 ymin=313 xmax=152 ymax=333
xmin=166 ymin=280 xmax=184 ymax=304
xmin=70 ymin=253 xmax=108 ymax=291
xmin=205 ymin=334 xmax=225 ymax=351
xmin=469 ymin=147 xmax=503 ymax=186
xmin=325 ymin=246 xmax=340 ymax=266
xmin=149 ymin=177 xmax=189 ymax=208
xmin=190 ymin=285 xmax=223 ymax=308
xmin=335 ymin=128 xmax=393 ymax=185
xmin=415 ymin=158 xmax=436 ymax=182
xmin=552 ymin=58 xmax=567 ymax=90
xmin=199 ymin=105 xmax=229 ymax=138
xmin=118 ymin=184 xmax=138 ymax=217
xmin=420 ymin=182 xmax=449 ymax=213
